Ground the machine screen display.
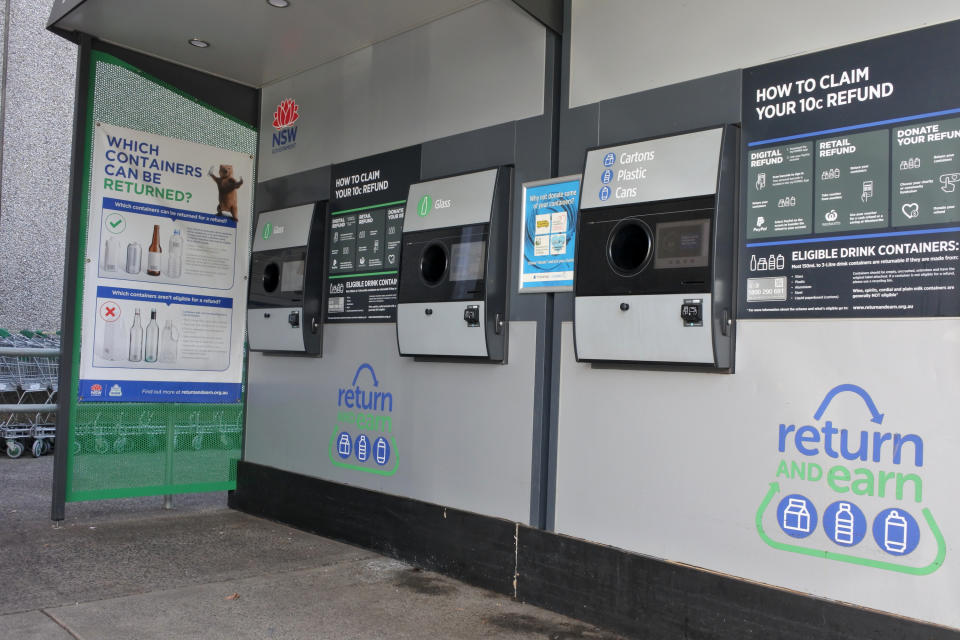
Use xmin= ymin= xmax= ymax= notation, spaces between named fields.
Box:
xmin=654 ymin=219 xmax=710 ymax=269
xmin=281 ymin=258 xmax=305 ymax=292
xmin=449 ymin=241 xmax=486 ymax=282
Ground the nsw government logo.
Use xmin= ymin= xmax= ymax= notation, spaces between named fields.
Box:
xmin=329 ymin=363 xmax=397 ymax=476
xmin=271 ymin=98 xmax=299 ymax=154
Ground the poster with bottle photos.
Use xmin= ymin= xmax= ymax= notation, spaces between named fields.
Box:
xmin=77 ymin=123 xmax=253 ymax=403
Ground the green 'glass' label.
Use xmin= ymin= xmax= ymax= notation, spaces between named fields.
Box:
xmin=417 ymin=195 xmax=432 ymax=217
xmin=262 ymin=222 xmax=273 ymax=239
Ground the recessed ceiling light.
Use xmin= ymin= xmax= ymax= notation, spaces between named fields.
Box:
xmin=266 ymin=0 xmax=290 ymax=7
xmin=188 ymin=38 xmax=210 ymax=48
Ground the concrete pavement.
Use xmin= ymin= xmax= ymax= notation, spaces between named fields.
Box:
xmin=0 ymin=456 xmax=626 ymax=639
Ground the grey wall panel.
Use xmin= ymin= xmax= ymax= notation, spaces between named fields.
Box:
xmin=420 ymin=122 xmax=516 ymax=182
xmin=558 ymin=104 xmax=597 ymax=176
xmin=259 ymin=0 xmax=546 ymax=181
xmin=569 ymin=0 xmax=960 ymax=108
xmin=597 ymin=71 xmax=741 ymax=147
xmin=255 ymin=167 xmax=330 ymax=214
xmin=244 ymin=321 xmax=538 ymax=523
xmin=554 ymin=319 xmax=960 ymax=628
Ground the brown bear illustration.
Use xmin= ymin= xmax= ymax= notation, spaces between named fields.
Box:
xmin=209 ymin=164 xmax=244 ymax=220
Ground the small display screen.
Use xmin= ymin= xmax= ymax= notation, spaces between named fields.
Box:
xmin=654 ymin=219 xmax=710 ymax=269
xmin=449 ymin=241 xmax=486 ymax=282
xmin=281 ymin=259 xmax=305 ymax=292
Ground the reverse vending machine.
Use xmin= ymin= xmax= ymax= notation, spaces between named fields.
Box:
xmin=396 ymin=167 xmax=512 ymax=361
xmin=574 ymin=126 xmax=738 ymax=369
xmin=248 ymin=203 xmax=326 ymax=355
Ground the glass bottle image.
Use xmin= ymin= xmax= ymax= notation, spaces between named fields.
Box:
xmin=128 ymin=308 xmax=143 ymax=362
xmin=147 ymin=225 xmax=162 ymax=276
xmin=144 ymin=309 xmax=159 ymax=363
xmin=166 ymin=228 xmax=183 ymax=278
xmin=125 ymin=242 xmax=142 ymax=274
xmin=159 ymin=320 xmax=179 ymax=363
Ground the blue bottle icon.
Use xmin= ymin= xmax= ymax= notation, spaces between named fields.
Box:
xmin=834 ymin=503 xmax=855 ymax=545
xmin=355 ymin=434 xmax=370 ymax=462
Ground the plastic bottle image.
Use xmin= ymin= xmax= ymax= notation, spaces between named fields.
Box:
xmin=144 ymin=309 xmax=159 ymax=363
xmin=128 ymin=309 xmax=143 ymax=362
xmin=102 ymin=318 xmax=119 ymax=360
xmin=147 ymin=225 xmax=162 ymax=276
xmin=102 ymin=237 xmax=122 ymax=272
xmin=167 ymin=228 xmax=183 ymax=278
xmin=159 ymin=320 xmax=179 ymax=363
xmin=126 ymin=242 xmax=142 ymax=274
xmin=884 ymin=510 xmax=908 ymax=553
xmin=834 ymin=503 xmax=854 ymax=544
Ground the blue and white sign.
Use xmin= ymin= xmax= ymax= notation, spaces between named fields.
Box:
xmin=519 ymin=176 xmax=580 ymax=293
xmin=599 ymin=186 xmax=611 ymax=201
xmin=601 ymin=169 xmax=613 ymax=184
xmin=602 ymin=152 xmax=616 ymax=167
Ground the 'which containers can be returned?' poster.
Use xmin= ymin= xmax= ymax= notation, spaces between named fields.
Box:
xmin=77 ymin=123 xmax=253 ymax=403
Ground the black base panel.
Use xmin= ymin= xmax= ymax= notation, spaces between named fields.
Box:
xmin=229 ymin=461 xmax=516 ymax=595
xmin=516 ymin=526 xmax=959 ymax=640
xmin=231 ymin=461 xmax=958 ymax=639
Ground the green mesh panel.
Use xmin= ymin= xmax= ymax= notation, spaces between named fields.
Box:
xmin=65 ymin=50 xmax=255 ymax=501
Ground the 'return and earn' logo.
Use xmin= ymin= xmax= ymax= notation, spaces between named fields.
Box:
xmin=271 ymin=98 xmax=299 ymax=153
xmin=329 ymin=363 xmax=397 ymax=476
xmin=756 ymin=383 xmax=945 ymax=576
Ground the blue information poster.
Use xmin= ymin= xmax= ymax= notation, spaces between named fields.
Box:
xmin=519 ymin=176 xmax=581 ymax=292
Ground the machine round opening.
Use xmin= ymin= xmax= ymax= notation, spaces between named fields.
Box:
xmin=420 ymin=243 xmax=448 ymax=285
xmin=608 ymin=220 xmax=652 ymax=274
xmin=262 ymin=262 xmax=280 ymax=292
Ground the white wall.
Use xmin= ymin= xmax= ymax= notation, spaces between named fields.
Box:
xmin=569 ymin=0 xmax=960 ymax=108
xmin=258 ymin=0 xmax=546 ymax=181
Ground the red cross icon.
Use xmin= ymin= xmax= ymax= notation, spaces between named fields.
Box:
xmin=99 ymin=300 xmax=122 ymax=322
